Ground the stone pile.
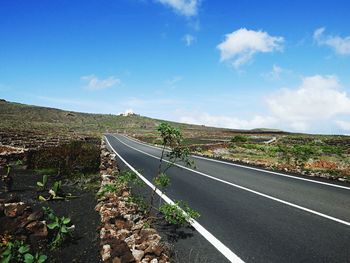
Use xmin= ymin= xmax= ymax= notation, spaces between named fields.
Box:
xmin=0 ymin=145 xmax=28 ymax=167
xmin=0 ymin=129 xmax=99 ymax=150
xmin=0 ymin=197 xmax=48 ymax=248
xmin=96 ymin=140 xmax=170 ymax=263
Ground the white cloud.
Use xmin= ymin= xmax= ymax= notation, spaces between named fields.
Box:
xmin=179 ymin=112 xmax=277 ymax=130
xmin=217 ymin=28 xmax=284 ymax=68
xmin=266 ymin=75 xmax=350 ymax=131
xmin=81 ymin=74 xmax=121 ymax=91
xmin=165 ymin=76 xmax=183 ymax=86
xmin=182 ymin=34 xmax=196 ymax=46
xmin=313 ymin=27 xmax=350 ymax=55
xmin=336 ymin=120 xmax=350 ymax=131
xmin=155 ymin=0 xmax=200 ymax=17
xmin=261 ymin=64 xmax=287 ymax=81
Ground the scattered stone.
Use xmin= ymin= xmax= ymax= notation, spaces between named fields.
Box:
xmin=115 ymin=218 xmax=128 ymax=229
xmin=112 ymin=257 xmax=122 ymax=263
xmin=4 ymin=202 xmax=28 ymax=217
xmin=27 ymin=210 xmax=44 ymax=221
xmin=104 ymin=239 xmax=134 ymax=262
xmin=116 ymin=229 xmax=130 ymax=240
xmin=25 ymin=221 xmax=48 ymax=237
xmin=132 ymin=249 xmax=144 ymax=261
xmin=144 ymin=244 xmax=163 ymax=257
xmin=143 ymin=255 xmax=155 ymax=261
xmin=125 ymin=234 xmax=136 ymax=247
xmin=102 ymin=244 xmax=111 ymax=261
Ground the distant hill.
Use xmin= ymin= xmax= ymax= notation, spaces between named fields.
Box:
xmin=0 ymin=99 xmax=284 ymax=137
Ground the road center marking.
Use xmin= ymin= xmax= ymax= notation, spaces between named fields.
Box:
xmin=111 ymin=134 xmax=350 ymax=227
xmin=104 ymin=136 xmax=244 ymax=263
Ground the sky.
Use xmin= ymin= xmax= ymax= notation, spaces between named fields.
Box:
xmin=1 ymin=0 xmax=350 ymax=134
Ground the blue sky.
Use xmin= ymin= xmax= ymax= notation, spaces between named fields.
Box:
xmin=1 ymin=0 xmax=350 ymax=134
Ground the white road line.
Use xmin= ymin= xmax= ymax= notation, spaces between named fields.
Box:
xmin=104 ymin=136 xmax=244 ymax=263
xmin=121 ymin=134 xmax=350 ymax=191
xmin=111 ymin=134 xmax=350 ymax=227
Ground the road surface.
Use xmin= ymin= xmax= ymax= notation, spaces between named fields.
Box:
xmin=105 ymin=134 xmax=350 ymax=263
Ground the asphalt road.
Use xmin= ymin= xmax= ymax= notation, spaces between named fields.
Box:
xmin=105 ymin=134 xmax=350 ymax=263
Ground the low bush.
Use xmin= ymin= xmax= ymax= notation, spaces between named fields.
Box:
xmin=231 ymin=135 xmax=249 ymax=143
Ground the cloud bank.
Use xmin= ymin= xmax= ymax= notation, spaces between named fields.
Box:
xmin=180 ymin=113 xmax=277 ymax=130
xmin=266 ymin=75 xmax=350 ymax=131
xmin=178 ymin=75 xmax=350 ymax=133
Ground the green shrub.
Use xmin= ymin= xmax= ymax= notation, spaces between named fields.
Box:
xmin=96 ymin=183 xmax=120 ymax=198
xmin=159 ymin=201 xmax=200 ymax=226
xmin=127 ymin=195 xmax=148 ymax=211
xmin=43 ymin=207 xmax=74 ymax=250
xmin=231 ymin=135 xmax=249 ymax=143
xmin=0 ymin=239 xmax=47 ymax=263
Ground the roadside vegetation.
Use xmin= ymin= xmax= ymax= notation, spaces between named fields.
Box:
xmin=203 ymin=134 xmax=349 ymax=180
xmin=137 ymin=133 xmax=350 ymax=181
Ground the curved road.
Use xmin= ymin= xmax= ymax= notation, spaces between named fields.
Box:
xmin=105 ymin=134 xmax=350 ymax=263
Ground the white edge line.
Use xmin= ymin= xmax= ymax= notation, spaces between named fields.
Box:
xmin=121 ymin=135 xmax=350 ymax=191
xmin=112 ymin=134 xmax=350 ymax=228
xmin=104 ymin=135 xmax=244 ymax=263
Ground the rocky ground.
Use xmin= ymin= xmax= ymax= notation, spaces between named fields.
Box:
xmin=96 ymin=141 xmax=170 ymax=263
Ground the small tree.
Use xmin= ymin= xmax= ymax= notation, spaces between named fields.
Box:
xmin=147 ymin=122 xmax=199 ymax=226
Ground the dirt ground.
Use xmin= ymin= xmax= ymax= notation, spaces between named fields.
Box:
xmin=0 ymin=167 xmax=101 ymax=263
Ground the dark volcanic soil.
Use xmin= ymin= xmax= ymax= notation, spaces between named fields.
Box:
xmin=0 ymin=167 xmax=101 ymax=263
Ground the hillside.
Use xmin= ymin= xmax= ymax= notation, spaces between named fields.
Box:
xmin=0 ymin=99 xmax=160 ymax=135
xmin=0 ymin=99 xmax=275 ymax=138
